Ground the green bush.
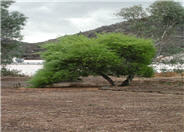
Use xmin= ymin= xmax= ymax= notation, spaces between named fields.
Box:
xmin=96 ymin=33 xmax=155 ymax=85
xmin=140 ymin=66 xmax=154 ymax=77
xmin=29 ymin=35 xmax=124 ymax=87
xmin=29 ymin=33 xmax=156 ymax=88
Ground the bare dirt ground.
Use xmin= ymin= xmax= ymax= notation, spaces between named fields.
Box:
xmin=2 ymin=76 xmax=184 ymax=132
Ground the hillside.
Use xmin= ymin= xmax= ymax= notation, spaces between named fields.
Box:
xmin=22 ymin=21 xmax=184 ymax=60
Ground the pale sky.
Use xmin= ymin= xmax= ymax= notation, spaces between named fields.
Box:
xmin=9 ymin=0 xmax=184 ymax=43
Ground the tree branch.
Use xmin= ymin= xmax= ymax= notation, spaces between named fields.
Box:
xmin=100 ymin=73 xmax=115 ymax=86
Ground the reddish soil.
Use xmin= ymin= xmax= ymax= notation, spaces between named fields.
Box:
xmin=2 ymin=76 xmax=184 ymax=132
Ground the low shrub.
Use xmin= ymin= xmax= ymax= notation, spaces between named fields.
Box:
xmin=1 ymin=67 xmax=25 ymax=77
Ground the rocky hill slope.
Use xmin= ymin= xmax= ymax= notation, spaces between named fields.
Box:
xmin=22 ymin=21 xmax=184 ymax=60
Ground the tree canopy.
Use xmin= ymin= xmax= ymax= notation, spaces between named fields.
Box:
xmin=29 ymin=33 xmax=155 ymax=88
xmin=1 ymin=0 xmax=27 ymax=65
xmin=117 ymin=0 xmax=184 ymax=56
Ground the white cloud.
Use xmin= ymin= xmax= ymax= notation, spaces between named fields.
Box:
xmin=67 ymin=17 xmax=101 ymax=31
xmin=22 ymin=30 xmax=63 ymax=43
xmin=10 ymin=2 xmax=126 ymax=42
xmin=15 ymin=0 xmax=182 ymax=2
xmin=22 ymin=21 xmax=65 ymax=42
xmin=67 ymin=9 xmax=121 ymax=31
xmin=10 ymin=0 xmax=184 ymax=43
xmin=37 ymin=6 xmax=51 ymax=12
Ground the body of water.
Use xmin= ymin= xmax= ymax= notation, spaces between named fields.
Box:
xmin=5 ymin=64 xmax=184 ymax=76
xmin=3 ymin=60 xmax=184 ymax=76
xmin=6 ymin=64 xmax=43 ymax=76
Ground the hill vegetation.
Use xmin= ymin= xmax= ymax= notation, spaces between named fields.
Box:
xmin=22 ymin=21 xmax=183 ymax=60
xmin=2 ymin=0 xmax=184 ymax=61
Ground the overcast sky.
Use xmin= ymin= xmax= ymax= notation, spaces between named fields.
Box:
xmin=9 ymin=0 xmax=184 ymax=43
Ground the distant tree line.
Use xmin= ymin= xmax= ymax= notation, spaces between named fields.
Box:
xmin=117 ymin=0 xmax=184 ymax=56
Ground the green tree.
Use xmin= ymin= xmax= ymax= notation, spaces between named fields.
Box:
xmin=116 ymin=5 xmax=148 ymax=37
xmin=149 ymin=1 xmax=184 ymax=55
xmin=1 ymin=0 xmax=27 ymax=65
xmin=117 ymin=5 xmax=147 ymax=21
xmin=96 ymin=33 xmax=155 ymax=86
xmin=29 ymin=33 xmax=155 ymax=88
xmin=29 ymin=35 xmax=123 ymax=87
xmin=117 ymin=0 xmax=184 ymax=56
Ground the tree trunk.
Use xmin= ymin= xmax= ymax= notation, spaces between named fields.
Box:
xmin=100 ymin=73 xmax=115 ymax=86
xmin=156 ymin=23 xmax=175 ymax=57
xmin=119 ymin=75 xmax=134 ymax=86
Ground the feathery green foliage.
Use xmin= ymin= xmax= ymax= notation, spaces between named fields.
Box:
xmin=29 ymin=33 xmax=155 ymax=88
xmin=96 ymin=33 xmax=155 ymax=85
